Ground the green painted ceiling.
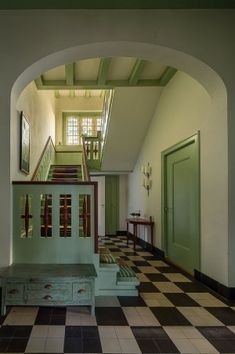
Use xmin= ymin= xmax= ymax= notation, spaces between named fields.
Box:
xmin=0 ymin=0 xmax=234 ymax=9
xmin=35 ymin=57 xmax=177 ymax=90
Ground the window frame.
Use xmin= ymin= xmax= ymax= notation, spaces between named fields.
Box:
xmin=62 ymin=112 xmax=102 ymax=145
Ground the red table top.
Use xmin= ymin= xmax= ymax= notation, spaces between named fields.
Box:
xmin=126 ymin=217 xmax=154 ymax=225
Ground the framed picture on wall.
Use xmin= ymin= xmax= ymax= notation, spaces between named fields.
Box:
xmin=20 ymin=112 xmax=30 ymax=174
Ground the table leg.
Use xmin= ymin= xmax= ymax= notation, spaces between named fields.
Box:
xmin=127 ymin=222 xmax=129 ymax=246
xmin=151 ymin=224 xmax=154 ymax=251
xmin=133 ymin=223 xmax=137 ymax=251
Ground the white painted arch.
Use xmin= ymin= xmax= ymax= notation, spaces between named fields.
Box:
xmin=10 ymin=40 xmax=228 ymax=286
xmin=12 ymin=41 xmax=226 ymax=104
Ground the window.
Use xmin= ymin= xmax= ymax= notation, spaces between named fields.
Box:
xmin=63 ymin=113 xmax=102 ymax=145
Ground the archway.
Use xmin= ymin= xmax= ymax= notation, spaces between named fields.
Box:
xmin=10 ymin=41 xmax=228 ymax=286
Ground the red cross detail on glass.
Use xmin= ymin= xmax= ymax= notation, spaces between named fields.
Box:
xmin=41 ymin=194 xmax=50 ymax=237
xmin=62 ymin=195 xmax=70 ymax=237
xmin=93 ymin=145 xmax=98 ymax=158
xmin=21 ymin=194 xmax=32 ymax=238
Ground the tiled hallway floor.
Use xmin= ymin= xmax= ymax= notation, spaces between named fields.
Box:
xmin=1 ymin=235 xmax=235 ymax=353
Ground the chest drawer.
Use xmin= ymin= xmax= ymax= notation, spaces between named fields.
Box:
xmin=25 ymin=282 xmax=72 ymax=303
xmin=73 ymin=281 xmax=92 ymax=303
xmin=5 ymin=283 xmax=24 ymax=301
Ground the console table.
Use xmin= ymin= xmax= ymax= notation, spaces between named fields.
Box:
xmin=0 ymin=263 xmax=97 ymax=316
xmin=126 ymin=218 xmax=154 ymax=250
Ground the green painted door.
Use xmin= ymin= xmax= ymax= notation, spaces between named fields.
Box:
xmin=105 ymin=175 xmax=119 ymax=235
xmin=163 ymin=135 xmax=199 ymax=274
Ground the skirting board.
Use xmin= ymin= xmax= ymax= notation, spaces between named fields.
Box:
xmin=195 ymin=269 xmax=235 ymax=300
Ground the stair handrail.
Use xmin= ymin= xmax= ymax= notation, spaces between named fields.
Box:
xmin=82 ymin=135 xmax=90 ymax=181
xmin=31 ymin=136 xmax=55 ymax=181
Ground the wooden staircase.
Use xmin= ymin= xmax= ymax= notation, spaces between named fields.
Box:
xmin=47 ymin=165 xmax=82 ymax=182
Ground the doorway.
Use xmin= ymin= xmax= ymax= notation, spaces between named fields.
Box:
xmin=91 ymin=176 xmax=106 ymax=237
xmin=105 ymin=175 xmax=119 ymax=235
xmin=162 ymin=133 xmax=200 ymax=274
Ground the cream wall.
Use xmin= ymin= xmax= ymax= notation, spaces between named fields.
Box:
xmin=12 ymin=82 xmax=55 ymax=180
xmin=0 ymin=9 xmax=232 ymax=285
xmin=55 ymin=96 xmax=104 ymax=144
xmin=128 ymin=71 xmax=228 ymax=285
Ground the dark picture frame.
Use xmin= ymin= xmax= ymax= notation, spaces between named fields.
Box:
xmin=20 ymin=112 xmax=30 ymax=174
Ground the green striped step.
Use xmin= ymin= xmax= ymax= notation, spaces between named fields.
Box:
xmin=100 ymin=253 xmax=116 ymax=264
xmin=117 ymin=265 xmax=136 ymax=278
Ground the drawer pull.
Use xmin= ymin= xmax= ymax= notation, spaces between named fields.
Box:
xmin=44 ymin=284 xmax=52 ymax=289
xmin=29 ymin=278 xmax=39 ymax=282
xmin=8 ymin=289 xmax=19 ymax=295
xmin=77 ymin=288 xmax=86 ymax=294
xmin=43 ymin=295 xmax=52 ymax=301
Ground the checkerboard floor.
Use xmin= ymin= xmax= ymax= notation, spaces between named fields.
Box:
xmin=1 ymin=235 xmax=235 ymax=353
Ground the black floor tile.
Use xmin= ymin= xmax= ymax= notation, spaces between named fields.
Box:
xmin=135 ymin=338 xmax=160 ymax=353
xmin=95 ymin=307 xmax=128 ymax=325
xmin=37 ymin=307 xmax=53 ymax=316
xmin=83 ymin=337 xmax=102 ymax=353
xmin=34 ymin=315 xmax=51 ymax=325
xmin=165 ymin=293 xmax=200 ymax=307
xmin=150 ymin=307 xmax=191 ymax=326
xmin=145 ymin=273 xmax=169 ymax=282
xmin=14 ymin=325 xmax=32 ymax=338
xmin=119 ymin=256 xmax=129 ymax=260
xmin=64 ymin=337 xmax=83 ymax=353
xmin=143 ymin=255 xmax=157 ymax=260
xmin=132 ymin=326 xmax=169 ymax=339
xmin=157 ymin=266 xmax=179 ymax=273
xmin=81 ymin=326 xmax=99 ymax=338
xmin=138 ymin=282 xmax=160 ymax=293
xmin=198 ymin=326 xmax=235 ymax=339
xmin=106 ymin=247 xmax=120 ymax=252
xmin=0 ymin=338 xmax=10 ymax=352
xmin=50 ymin=314 xmax=65 ymax=325
xmin=123 ymin=252 xmax=139 ymax=256
xmin=131 ymin=266 xmax=141 ymax=273
xmin=155 ymin=339 xmax=180 ymax=353
xmin=175 ymin=281 xmax=208 ymax=292
xmin=6 ymin=338 xmax=28 ymax=352
xmin=133 ymin=260 xmax=150 ymax=266
xmin=117 ymin=296 xmax=146 ymax=307
xmin=206 ymin=338 xmax=235 ymax=353
xmin=206 ymin=307 xmax=235 ymax=325
xmin=52 ymin=307 xmax=66 ymax=315
xmin=0 ymin=325 xmax=16 ymax=337
xmin=0 ymin=315 xmax=6 ymax=326
xmin=65 ymin=326 xmax=82 ymax=338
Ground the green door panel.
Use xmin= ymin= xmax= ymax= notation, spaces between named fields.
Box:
xmin=105 ymin=175 xmax=119 ymax=235
xmin=162 ymin=134 xmax=200 ymax=274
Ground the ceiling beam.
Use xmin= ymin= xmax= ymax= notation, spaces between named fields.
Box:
xmin=159 ymin=67 xmax=177 ymax=86
xmin=34 ymin=76 xmax=44 ymax=88
xmin=37 ymin=79 xmax=163 ymax=90
xmin=54 ymin=90 xmax=60 ymax=98
xmin=65 ymin=63 xmax=75 ymax=86
xmin=129 ymin=59 xmax=146 ymax=85
xmin=97 ymin=58 xmax=111 ymax=85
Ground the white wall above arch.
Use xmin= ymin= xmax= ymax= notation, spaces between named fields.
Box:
xmin=12 ymin=41 xmax=226 ymax=105
xmin=0 ymin=9 xmax=231 ymax=288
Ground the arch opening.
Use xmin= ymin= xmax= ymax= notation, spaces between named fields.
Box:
xmin=9 ymin=41 xmax=228 ymax=286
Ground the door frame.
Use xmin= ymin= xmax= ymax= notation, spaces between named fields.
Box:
xmin=161 ymin=132 xmax=200 ymax=271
